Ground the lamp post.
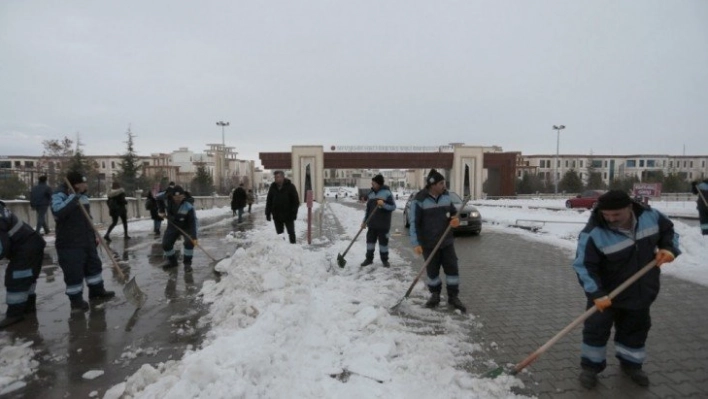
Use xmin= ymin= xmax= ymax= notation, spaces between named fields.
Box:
xmin=552 ymin=125 xmax=566 ymax=195
xmin=216 ymin=121 xmax=229 ymax=194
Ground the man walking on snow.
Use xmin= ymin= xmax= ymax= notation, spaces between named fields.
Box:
xmin=360 ymin=174 xmax=396 ymax=268
xmin=265 ymin=170 xmax=300 ymax=244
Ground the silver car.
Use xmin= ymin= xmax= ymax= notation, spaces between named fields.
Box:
xmin=403 ymin=191 xmax=482 ymax=235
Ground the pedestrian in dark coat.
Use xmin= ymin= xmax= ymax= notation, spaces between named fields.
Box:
xmin=231 ymin=184 xmax=248 ymax=223
xmin=145 ymin=191 xmax=162 ymax=236
xmin=572 ymin=190 xmax=680 ymax=389
xmin=104 ymin=182 xmax=130 ymax=241
xmin=265 ymin=170 xmax=300 ymax=244
xmin=30 ymin=175 xmax=53 ymax=235
xmin=52 ymin=171 xmax=115 ymax=313
xmin=691 ymin=179 xmax=708 ymax=235
xmin=0 ymin=200 xmax=46 ymax=328
xmin=247 ymin=189 xmax=255 ymax=213
xmin=360 ymin=174 xmax=396 ymax=268
xmin=409 ymin=169 xmax=466 ymax=313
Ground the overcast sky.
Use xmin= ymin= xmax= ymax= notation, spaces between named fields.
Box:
xmin=2 ymin=0 xmax=707 ymax=166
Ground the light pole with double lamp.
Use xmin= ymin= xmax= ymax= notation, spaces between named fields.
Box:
xmin=216 ymin=121 xmax=229 ymax=194
xmin=552 ymin=125 xmax=565 ymax=195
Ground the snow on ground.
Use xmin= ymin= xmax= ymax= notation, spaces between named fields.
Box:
xmin=3 ymin=196 xmax=706 ymax=398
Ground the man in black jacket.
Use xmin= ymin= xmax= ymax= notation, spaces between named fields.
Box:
xmin=691 ymin=179 xmax=708 ymax=235
xmin=265 ymin=171 xmax=300 ymax=244
xmin=231 ymin=183 xmax=248 ymax=223
xmin=30 ymin=175 xmax=53 ymax=235
xmin=572 ymin=190 xmax=680 ymax=389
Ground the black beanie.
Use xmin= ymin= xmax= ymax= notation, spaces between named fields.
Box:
xmin=172 ymin=185 xmax=186 ymax=196
xmin=597 ymin=190 xmax=632 ymax=210
xmin=426 ymin=169 xmax=445 ymax=185
xmin=372 ymin=174 xmax=384 ymax=186
xmin=67 ymin=171 xmax=86 ymax=186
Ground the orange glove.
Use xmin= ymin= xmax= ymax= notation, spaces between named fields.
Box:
xmin=449 ymin=217 xmax=460 ymax=228
xmin=192 ymin=239 xmax=199 ymax=247
xmin=593 ymin=296 xmax=612 ymax=312
xmin=655 ymin=249 xmax=675 ymax=267
xmin=376 ymin=199 xmax=384 ymax=208
xmin=414 ymin=246 xmax=423 ymax=256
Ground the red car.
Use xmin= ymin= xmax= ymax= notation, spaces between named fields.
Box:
xmin=565 ymin=190 xmax=606 ymax=209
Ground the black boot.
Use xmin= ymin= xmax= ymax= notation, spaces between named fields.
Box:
xmin=360 ymin=258 xmax=374 ymax=267
xmin=124 ymin=235 xmax=131 ymax=240
xmin=381 ymin=260 xmax=391 ymax=268
xmin=70 ymin=298 xmax=89 ymax=313
xmin=103 ymin=234 xmax=112 ymax=242
xmin=25 ymin=294 xmax=37 ymax=313
xmin=162 ymin=254 xmax=178 ymax=270
xmin=579 ymin=369 xmax=598 ymax=389
xmin=448 ymin=296 xmax=467 ymax=313
xmin=88 ymin=284 xmax=116 ymax=300
xmin=425 ymin=292 xmax=441 ymax=308
xmin=621 ymin=365 xmax=649 ymax=386
xmin=0 ymin=304 xmax=26 ymax=329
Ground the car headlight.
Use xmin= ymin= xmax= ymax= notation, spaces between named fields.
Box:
xmin=470 ymin=212 xmax=479 ymax=218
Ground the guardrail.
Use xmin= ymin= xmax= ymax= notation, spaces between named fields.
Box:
xmin=3 ymin=196 xmax=231 ymax=230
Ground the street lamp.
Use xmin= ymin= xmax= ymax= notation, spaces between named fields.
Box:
xmin=216 ymin=121 xmax=229 ymax=193
xmin=552 ymin=125 xmax=566 ymax=195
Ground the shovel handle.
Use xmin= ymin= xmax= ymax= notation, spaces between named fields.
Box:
xmin=63 ymin=177 xmax=127 ymax=282
xmin=340 ymin=207 xmax=378 ymax=258
xmin=512 ymin=259 xmax=658 ymax=374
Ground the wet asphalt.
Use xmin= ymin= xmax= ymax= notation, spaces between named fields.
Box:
xmin=0 ymin=210 xmax=250 ymax=399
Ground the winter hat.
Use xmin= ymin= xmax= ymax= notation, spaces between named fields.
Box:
xmin=172 ymin=185 xmax=186 ymax=196
xmin=596 ymin=190 xmax=632 ymax=210
xmin=372 ymin=174 xmax=384 ymax=186
xmin=67 ymin=171 xmax=87 ymax=186
xmin=426 ymin=169 xmax=445 ymax=185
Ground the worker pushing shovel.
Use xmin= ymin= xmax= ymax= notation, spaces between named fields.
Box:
xmin=62 ymin=177 xmax=146 ymax=309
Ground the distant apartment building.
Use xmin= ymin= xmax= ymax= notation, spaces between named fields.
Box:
xmin=520 ymin=154 xmax=708 ymax=185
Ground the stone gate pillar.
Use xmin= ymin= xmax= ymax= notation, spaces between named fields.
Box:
xmin=450 ymin=146 xmax=484 ymax=200
xmin=291 ymin=146 xmax=324 ymax=203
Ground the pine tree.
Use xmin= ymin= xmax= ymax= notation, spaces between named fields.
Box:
xmin=114 ymin=126 xmax=145 ymax=194
xmin=559 ymin=169 xmax=583 ymax=193
xmin=191 ymin=162 xmax=214 ymax=196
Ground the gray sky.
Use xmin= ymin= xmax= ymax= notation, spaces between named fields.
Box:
xmin=2 ymin=0 xmax=707 ymax=167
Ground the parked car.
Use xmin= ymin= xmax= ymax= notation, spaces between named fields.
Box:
xmin=565 ymin=190 xmax=606 ymax=209
xmin=403 ymin=190 xmax=482 ymax=235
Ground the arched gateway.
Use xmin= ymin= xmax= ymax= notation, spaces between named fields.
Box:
xmin=259 ymin=145 xmax=517 ymax=202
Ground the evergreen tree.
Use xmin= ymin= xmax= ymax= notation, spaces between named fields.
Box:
xmin=0 ymin=173 xmax=29 ymax=200
xmin=585 ymin=172 xmax=607 ymax=190
xmin=663 ymin=173 xmax=690 ymax=193
xmin=114 ymin=126 xmax=147 ymax=194
xmin=559 ymin=169 xmax=583 ymax=193
xmin=191 ymin=162 xmax=214 ymax=196
xmin=609 ymin=174 xmax=639 ymax=193
xmin=516 ymin=172 xmax=544 ymax=194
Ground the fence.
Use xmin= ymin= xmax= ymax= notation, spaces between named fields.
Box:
xmin=4 ymin=196 xmax=231 ymax=230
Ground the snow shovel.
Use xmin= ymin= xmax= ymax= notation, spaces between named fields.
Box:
xmin=164 ymin=216 xmax=223 ymax=264
xmin=482 ymin=259 xmax=658 ymax=378
xmin=336 ymin=207 xmax=378 ymax=268
xmin=63 ymin=178 xmax=147 ymax=309
xmin=390 ymin=223 xmax=452 ymax=311
xmin=390 ymin=195 xmax=471 ymax=310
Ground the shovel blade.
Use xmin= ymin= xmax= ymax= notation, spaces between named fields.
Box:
xmin=123 ymin=276 xmax=147 ymax=309
xmin=337 ymin=253 xmax=346 ymax=268
xmin=481 ymin=366 xmax=507 ymax=379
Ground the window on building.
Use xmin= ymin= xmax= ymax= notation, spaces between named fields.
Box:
xmin=25 ymin=161 xmax=34 ymax=168
xmin=111 ymin=161 xmax=115 ymax=169
xmin=690 ymin=172 xmax=693 ymax=179
xmin=565 ymin=160 xmax=569 ymax=167
xmin=0 ymin=161 xmax=10 ymax=168
xmin=102 ymin=161 xmax=106 ymax=168
xmin=14 ymin=161 xmax=21 ymax=167
xmin=647 ymin=160 xmax=655 ymax=167
xmin=603 ymin=172 xmax=607 ymax=179
xmin=703 ymin=160 xmax=706 ymax=167
xmin=572 ymin=161 xmax=576 ymax=168
xmin=604 ymin=161 xmax=608 ymax=168
xmin=540 ymin=160 xmax=545 ymax=168
xmin=690 ymin=161 xmax=694 ymax=167
xmin=684 ymin=161 xmax=687 ymax=168
xmin=662 ymin=160 xmax=666 ymax=167
xmin=580 ymin=160 xmax=584 ymax=168
xmin=591 ymin=160 xmax=602 ymax=168
xmin=626 ymin=160 xmax=636 ymax=167
xmin=639 ymin=160 xmax=645 ymax=167
xmin=669 ymin=161 xmax=673 ymax=167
